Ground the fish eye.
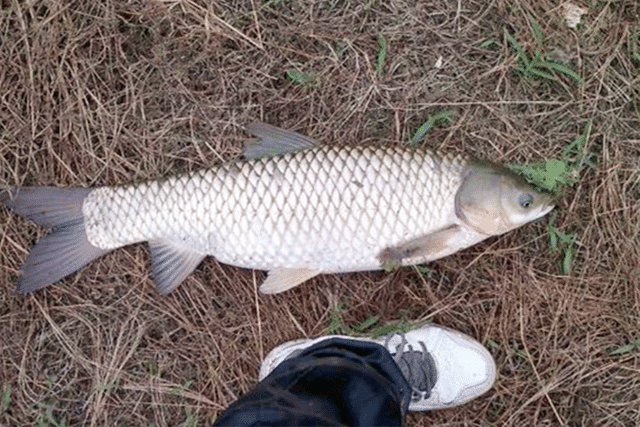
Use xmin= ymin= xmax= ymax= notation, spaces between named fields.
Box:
xmin=518 ymin=193 xmax=534 ymax=208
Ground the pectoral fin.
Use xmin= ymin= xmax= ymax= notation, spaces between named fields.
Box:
xmin=148 ymin=239 xmax=206 ymax=294
xmin=244 ymin=123 xmax=317 ymax=159
xmin=377 ymin=225 xmax=462 ymax=268
xmin=259 ymin=267 xmax=320 ymax=294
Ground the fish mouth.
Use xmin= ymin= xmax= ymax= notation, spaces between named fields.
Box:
xmin=540 ymin=202 xmax=555 ymax=216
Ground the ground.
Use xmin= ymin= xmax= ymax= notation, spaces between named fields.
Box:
xmin=0 ymin=0 xmax=639 ymax=426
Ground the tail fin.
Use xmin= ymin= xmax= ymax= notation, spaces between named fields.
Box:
xmin=1 ymin=187 xmax=109 ymax=294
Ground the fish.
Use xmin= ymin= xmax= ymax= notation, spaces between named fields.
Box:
xmin=0 ymin=123 xmax=554 ymax=295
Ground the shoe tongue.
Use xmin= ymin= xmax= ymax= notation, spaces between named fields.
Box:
xmin=394 ymin=347 xmax=438 ymax=398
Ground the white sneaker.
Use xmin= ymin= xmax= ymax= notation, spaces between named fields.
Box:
xmin=259 ymin=323 xmax=497 ymax=411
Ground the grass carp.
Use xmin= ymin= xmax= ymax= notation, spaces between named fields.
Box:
xmin=1 ymin=123 xmax=554 ymax=294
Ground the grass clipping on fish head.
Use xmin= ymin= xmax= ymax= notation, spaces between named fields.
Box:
xmin=0 ymin=0 xmax=639 ymax=426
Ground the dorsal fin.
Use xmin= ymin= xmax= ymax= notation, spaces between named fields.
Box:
xmin=243 ymin=123 xmax=317 ymax=159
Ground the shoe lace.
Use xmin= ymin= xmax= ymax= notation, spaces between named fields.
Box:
xmin=384 ymin=334 xmax=437 ymax=403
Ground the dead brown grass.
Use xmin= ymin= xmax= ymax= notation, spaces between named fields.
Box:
xmin=1 ymin=0 xmax=639 ymax=426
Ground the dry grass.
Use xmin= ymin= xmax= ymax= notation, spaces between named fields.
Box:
xmin=1 ymin=0 xmax=639 ymax=426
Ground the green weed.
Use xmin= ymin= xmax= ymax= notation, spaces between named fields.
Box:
xmin=503 ymin=16 xmax=582 ymax=85
xmin=508 ymin=122 xmax=593 ymax=196
xmin=546 ymin=212 xmax=578 ymax=275
xmin=508 ymin=339 xmax=531 ymax=369
xmin=332 ymin=40 xmax=349 ymax=60
xmin=142 ymin=359 xmax=160 ymax=376
xmin=375 ymin=33 xmax=387 ymax=76
xmin=508 ymin=123 xmax=593 ymax=275
xmin=380 ymin=258 xmax=401 ymax=272
xmin=36 ymin=403 xmax=67 ymax=427
xmin=285 ymin=69 xmax=318 ymax=88
xmin=326 ymin=302 xmax=384 ymax=335
xmin=367 ymin=315 xmax=412 ymax=339
xmin=628 ymin=30 xmax=640 ymax=65
xmin=410 ymin=110 xmax=455 ymax=147
xmin=94 ymin=378 xmax=120 ymax=393
xmin=479 ymin=39 xmax=502 ymax=50
xmin=512 ymin=158 xmax=573 ymax=194
xmin=170 ymin=379 xmax=194 ymax=395
xmin=325 ymin=304 xmax=413 ymax=338
xmin=484 ymin=337 xmax=500 ymax=352
xmin=1 ymin=384 xmax=9 ymax=414
xmin=412 ymin=265 xmax=434 ymax=280
xmin=180 ymin=407 xmax=199 ymax=427
xmin=326 ymin=300 xmax=350 ymax=335
xmin=609 ymin=337 xmax=640 ymax=356
xmin=351 ymin=316 xmax=380 ymax=333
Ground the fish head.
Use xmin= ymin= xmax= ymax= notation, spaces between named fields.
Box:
xmin=455 ymin=163 xmax=554 ymax=235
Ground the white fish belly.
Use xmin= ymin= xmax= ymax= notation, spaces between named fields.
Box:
xmin=83 ymin=146 xmax=468 ymax=273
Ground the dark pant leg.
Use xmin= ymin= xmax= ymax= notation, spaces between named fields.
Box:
xmin=213 ymin=337 xmax=412 ymax=427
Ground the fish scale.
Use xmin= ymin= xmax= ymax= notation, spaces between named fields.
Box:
xmin=0 ymin=122 xmax=553 ymax=294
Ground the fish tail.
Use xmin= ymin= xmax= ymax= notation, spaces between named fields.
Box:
xmin=1 ymin=187 xmax=109 ymax=294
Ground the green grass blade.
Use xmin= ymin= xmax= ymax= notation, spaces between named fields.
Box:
xmin=1 ymin=384 xmax=9 ymax=413
xmin=528 ymin=15 xmax=544 ymax=58
xmin=353 ymin=316 xmax=380 ymax=333
xmin=548 ymin=229 xmax=559 ymax=252
xmin=368 ymin=318 xmax=411 ymax=339
xmin=529 ymin=67 xmax=557 ymax=81
xmin=629 ymin=30 xmax=640 ymax=64
xmin=609 ymin=338 xmax=640 ymax=355
xmin=375 ymin=33 xmax=387 ymax=76
xmin=285 ymin=69 xmax=317 ymax=88
xmin=542 ymin=61 xmax=583 ymax=84
xmin=326 ymin=302 xmax=348 ymax=334
xmin=561 ymin=245 xmax=573 ymax=275
xmin=504 ymin=30 xmax=530 ymax=68
xmin=562 ymin=128 xmax=587 ymax=157
xmin=412 ymin=264 xmax=433 ymax=279
xmin=553 ymin=230 xmax=576 ymax=246
xmin=480 ymin=39 xmax=501 ymax=50
xmin=562 ymin=122 xmax=594 ymax=171
xmin=410 ymin=110 xmax=454 ymax=146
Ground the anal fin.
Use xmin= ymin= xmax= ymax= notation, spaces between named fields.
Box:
xmin=148 ymin=239 xmax=206 ymax=294
xmin=377 ymin=224 xmax=462 ymax=268
xmin=259 ymin=267 xmax=320 ymax=294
